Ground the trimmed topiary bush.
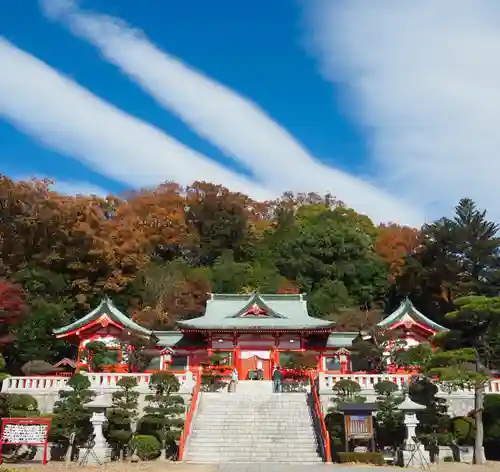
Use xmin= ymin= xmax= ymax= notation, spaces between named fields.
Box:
xmin=451 ymin=416 xmax=475 ymax=446
xmin=132 ymin=435 xmax=161 ymax=461
xmin=5 ymin=394 xmax=39 ymax=417
xmin=337 ymin=452 xmax=384 ymax=465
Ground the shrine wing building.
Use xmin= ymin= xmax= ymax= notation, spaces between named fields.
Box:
xmin=53 ymin=293 xmax=447 ymax=378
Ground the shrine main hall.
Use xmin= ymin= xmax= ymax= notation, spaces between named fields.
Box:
xmin=52 ymin=292 xmax=446 ymax=378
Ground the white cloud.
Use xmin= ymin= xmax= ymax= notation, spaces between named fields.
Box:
xmin=40 ymin=0 xmax=424 ymax=225
xmin=12 ymin=175 xmax=109 ymax=196
xmin=51 ymin=179 xmax=109 ymax=196
xmin=0 ymin=38 xmax=271 ymax=201
xmin=305 ymin=0 xmax=500 ymax=221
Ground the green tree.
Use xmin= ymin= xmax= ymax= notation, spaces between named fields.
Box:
xmin=185 ymin=182 xmax=251 ymax=265
xmin=396 ymin=198 xmax=500 ymax=324
xmin=85 ymin=341 xmax=110 ymax=372
xmin=51 ymin=373 xmax=94 ymax=462
xmin=140 ymin=372 xmax=185 ymax=458
xmin=107 ymin=377 xmax=139 ymax=460
xmin=10 ymin=299 xmax=74 ymax=368
xmin=210 ymin=252 xmax=252 ymax=293
xmin=332 ymin=379 xmax=366 ymax=404
xmin=374 ymin=381 xmax=404 ymax=449
xmin=270 ymin=206 xmax=388 ymax=315
xmin=408 ymin=377 xmax=451 ymax=457
xmin=423 ymin=295 xmax=500 ymax=464
xmin=350 ymin=328 xmax=404 ymax=373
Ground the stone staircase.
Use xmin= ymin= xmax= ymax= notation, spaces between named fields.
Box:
xmin=183 ymin=380 xmax=322 ymax=463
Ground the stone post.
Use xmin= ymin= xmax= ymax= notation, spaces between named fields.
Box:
xmin=81 ymin=395 xmax=112 ymax=464
xmin=397 ymin=394 xmax=429 ymax=467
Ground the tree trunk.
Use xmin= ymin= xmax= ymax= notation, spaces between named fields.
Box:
xmin=65 ymin=433 xmax=76 ymax=464
xmin=474 ymin=345 xmax=486 ymax=465
xmin=474 ymin=382 xmax=486 ymax=464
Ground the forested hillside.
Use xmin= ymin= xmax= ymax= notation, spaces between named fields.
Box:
xmin=1 ymin=175 xmax=499 ymax=371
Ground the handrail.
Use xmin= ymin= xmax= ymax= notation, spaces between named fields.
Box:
xmin=177 ymin=371 xmax=202 ymax=461
xmin=309 ymin=372 xmax=332 ymax=462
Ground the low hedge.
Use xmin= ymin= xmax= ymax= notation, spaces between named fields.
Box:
xmin=131 ymin=435 xmax=161 ymax=461
xmin=337 ymin=452 xmax=385 ymax=465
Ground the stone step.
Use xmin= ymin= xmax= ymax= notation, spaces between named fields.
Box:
xmin=199 ymin=405 xmax=311 ymax=409
xmin=193 ymin=424 xmax=314 ymax=430
xmin=197 ymin=414 xmax=311 ymax=424
xmin=194 ymin=419 xmax=313 ymax=424
xmin=189 ymin=436 xmax=316 ymax=442
xmin=184 ymin=459 xmax=323 ymax=464
xmin=200 ymin=401 xmax=309 ymax=405
xmin=184 ymin=454 xmax=322 ymax=462
xmin=186 ymin=389 xmax=320 ymax=463
xmin=188 ymin=443 xmax=317 ymax=450
xmin=187 ymin=444 xmax=317 ymax=451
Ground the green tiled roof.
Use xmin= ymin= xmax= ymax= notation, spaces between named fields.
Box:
xmin=377 ymin=298 xmax=447 ymax=332
xmin=154 ymin=331 xmax=184 ymax=347
xmin=53 ymin=297 xmax=152 ymax=337
xmin=177 ymin=293 xmax=334 ymax=331
xmin=326 ymin=332 xmax=358 ymax=347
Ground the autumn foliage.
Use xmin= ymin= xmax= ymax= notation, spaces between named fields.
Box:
xmin=0 ymin=280 xmax=26 ymax=346
xmin=375 ymin=224 xmax=421 ymax=279
xmin=1 ymin=174 xmax=500 ymax=372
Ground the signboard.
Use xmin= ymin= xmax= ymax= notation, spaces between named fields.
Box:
xmin=345 ymin=414 xmax=373 ymax=439
xmin=0 ymin=418 xmax=52 ymax=465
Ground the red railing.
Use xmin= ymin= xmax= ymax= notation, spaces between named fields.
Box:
xmin=177 ymin=371 xmax=202 ymax=461
xmin=309 ymin=372 xmax=331 ymax=462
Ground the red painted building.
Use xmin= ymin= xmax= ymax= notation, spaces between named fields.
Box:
xmin=53 ymin=293 xmax=446 ymax=377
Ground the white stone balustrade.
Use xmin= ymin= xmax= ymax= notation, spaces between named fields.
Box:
xmin=2 ymin=372 xmax=198 ymax=395
xmin=318 ymin=372 xmax=500 ymax=395
xmin=318 ymin=373 xmax=500 ymax=417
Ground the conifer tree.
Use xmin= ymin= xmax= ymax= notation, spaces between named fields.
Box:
xmin=374 ymin=381 xmax=404 ymax=449
xmin=423 ymin=296 xmax=500 ymax=465
xmin=107 ymin=377 xmax=139 ymax=460
xmin=139 ymin=372 xmax=185 ymax=459
xmin=51 ymin=373 xmax=94 ymax=463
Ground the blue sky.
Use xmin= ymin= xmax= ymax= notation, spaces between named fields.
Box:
xmin=1 ymin=0 xmax=499 ymax=225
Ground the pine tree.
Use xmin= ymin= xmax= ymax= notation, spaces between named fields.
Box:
xmin=51 ymin=373 xmax=94 ymax=463
xmin=374 ymin=381 xmax=404 ymax=449
xmin=423 ymin=296 xmax=500 ymax=464
xmin=107 ymin=377 xmax=139 ymax=460
xmin=139 ymin=372 xmax=185 ymax=459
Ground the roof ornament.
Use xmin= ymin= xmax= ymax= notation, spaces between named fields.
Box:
xmin=243 ymin=302 xmax=268 ymax=317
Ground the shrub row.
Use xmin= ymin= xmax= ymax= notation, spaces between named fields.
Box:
xmin=337 ymin=452 xmax=385 ymax=465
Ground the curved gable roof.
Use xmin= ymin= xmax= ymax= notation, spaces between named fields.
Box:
xmin=53 ymin=297 xmax=152 ymax=337
xmin=178 ymin=293 xmax=333 ymax=331
xmin=378 ymin=298 xmax=447 ymax=333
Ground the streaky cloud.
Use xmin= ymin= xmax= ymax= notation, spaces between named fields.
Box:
xmin=12 ymin=175 xmax=110 ymax=197
xmin=305 ymin=0 xmax=500 ymax=221
xmin=40 ymin=0 xmax=424 ymax=225
xmin=0 ymin=38 xmax=272 ymax=202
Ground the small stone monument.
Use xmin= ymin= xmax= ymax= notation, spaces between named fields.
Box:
xmin=82 ymin=394 xmax=112 ymax=464
xmin=397 ymin=394 xmax=429 ymax=467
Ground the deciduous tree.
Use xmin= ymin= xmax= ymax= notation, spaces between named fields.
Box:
xmin=0 ymin=280 xmax=26 ymax=347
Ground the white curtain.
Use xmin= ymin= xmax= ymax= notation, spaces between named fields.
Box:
xmin=239 ymin=350 xmax=271 ymax=360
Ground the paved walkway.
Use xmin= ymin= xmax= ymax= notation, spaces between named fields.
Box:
xmin=217 ymin=464 xmax=395 ymax=472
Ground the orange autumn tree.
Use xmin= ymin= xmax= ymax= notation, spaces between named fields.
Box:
xmin=375 ymin=224 xmax=421 ymax=280
xmin=0 ymin=280 xmax=27 ymax=347
xmin=121 ymin=182 xmax=188 ymax=260
xmin=59 ymin=194 xmax=149 ymax=304
xmin=0 ymin=176 xmax=66 ymax=274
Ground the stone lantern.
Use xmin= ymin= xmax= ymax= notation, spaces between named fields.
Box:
xmin=83 ymin=394 xmax=112 ymax=464
xmin=397 ymin=394 xmax=429 ymax=466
